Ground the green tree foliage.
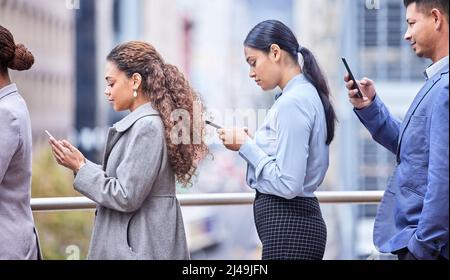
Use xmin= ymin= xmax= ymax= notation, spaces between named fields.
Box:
xmin=31 ymin=148 xmax=94 ymax=260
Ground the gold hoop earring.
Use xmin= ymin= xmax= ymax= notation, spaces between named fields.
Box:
xmin=133 ymin=89 xmax=138 ymax=98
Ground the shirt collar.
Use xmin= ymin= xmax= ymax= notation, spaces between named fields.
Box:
xmin=0 ymin=83 xmax=18 ymax=100
xmin=114 ymin=102 xmax=160 ymax=132
xmin=274 ymin=92 xmax=283 ymax=101
xmin=275 ymin=74 xmax=307 ymax=101
xmin=424 ymin=56 xmax=449 ymax=80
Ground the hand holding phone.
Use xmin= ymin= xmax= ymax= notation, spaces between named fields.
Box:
xmin=46 ymin=131 xmax=86 ymax=172
xmin=342 ymin=57 xmax=363 ymax=98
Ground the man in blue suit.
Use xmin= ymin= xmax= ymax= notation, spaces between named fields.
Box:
xmin=344 ymin=0 xmax=448 ymax=260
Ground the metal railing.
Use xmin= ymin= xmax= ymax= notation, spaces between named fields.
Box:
xmin=31 ymin=191 xmax=384 ymax=211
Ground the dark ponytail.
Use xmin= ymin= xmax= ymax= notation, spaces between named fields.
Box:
xmin=298 ymin=46 xmax=336 ymax=145
xmin=244 ymin=20 xmax=336 ymax=145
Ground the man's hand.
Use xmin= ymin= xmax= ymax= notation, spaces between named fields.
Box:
xmin=344 ymin=74 xmax=377 ymax=109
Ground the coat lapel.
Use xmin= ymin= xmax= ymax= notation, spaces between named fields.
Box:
xmin=101 ymin=103 xmax=160 ymax=170
xmin=102 ymin=127 xmax=123 ymax=170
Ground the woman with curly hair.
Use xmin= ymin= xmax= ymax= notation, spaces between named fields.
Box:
xmin=0 ymin=25 xmax=41 ymax=260
xmin=49 ymin=41 xmax=208 ymax=259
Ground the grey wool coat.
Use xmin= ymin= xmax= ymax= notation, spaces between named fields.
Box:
xmin=74 ymin=102 xmax=189 ymax=260
xmin=0 ymin=84 xmax=41 ymax=260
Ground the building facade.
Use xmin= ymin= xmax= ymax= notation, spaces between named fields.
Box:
xmin=0 ymin=0 xmax=75 ymax=151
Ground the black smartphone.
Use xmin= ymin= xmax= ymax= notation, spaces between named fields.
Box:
xmin=342 ymin=57 xmax=363 ymax=98
xmin=205 ymin=120 xmax=222 ymax=129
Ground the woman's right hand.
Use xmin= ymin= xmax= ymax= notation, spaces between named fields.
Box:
xmin=49 ymin=138 xmax=86 ymax=172
xmin=344 ymin=74 xmax=376 ymax=109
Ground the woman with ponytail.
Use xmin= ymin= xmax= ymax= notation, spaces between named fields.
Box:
xmin=49 ymin=41 xmax=208 ymax=259
xmin=0 ymin=25 xmax=41 ymax=259
xmin=218 ymin=20 xmax=336 ymax=260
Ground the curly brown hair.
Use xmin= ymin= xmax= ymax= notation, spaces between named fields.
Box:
xmin=0 ymin=25 xmax=34 ymax=72
xmin=107 ymin=41 xmax=208 ymax=186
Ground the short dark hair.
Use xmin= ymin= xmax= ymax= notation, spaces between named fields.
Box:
xmin=404 ymin=0 xmax=449 ymax=19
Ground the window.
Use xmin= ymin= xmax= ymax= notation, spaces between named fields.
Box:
xmin=357 ymin=0 xmax=428 ymax=81
xmin=387 ymin=2 xmax=402 ymax=47
xmin=360 ymin=3 xmax=378 ymax=47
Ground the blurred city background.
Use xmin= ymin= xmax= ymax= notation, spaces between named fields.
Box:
xmin=0 ymin=0 xmax=429 ymax=259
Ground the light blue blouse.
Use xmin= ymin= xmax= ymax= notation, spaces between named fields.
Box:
xmin=238 ymin=74 xmax=329 ymax=199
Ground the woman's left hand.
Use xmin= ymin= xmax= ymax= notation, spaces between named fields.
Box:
xmin=49 ymin=138 xmax=86 ymax=172
xmin=217 ymin=127 xmax=251 ymax=151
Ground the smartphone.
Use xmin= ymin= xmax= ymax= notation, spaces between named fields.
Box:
xmin=205 ymin=120 xmax=222 ymax=129
xmin=45 ymin=130 xmax=55 ymax=139
xmin=342 ymin=57 xmax=363 ymax=98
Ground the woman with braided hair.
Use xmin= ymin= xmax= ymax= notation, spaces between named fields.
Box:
xmin=0 ymin=24 xmax=41 ymax=259
xmin=49 ymin=41 xmax=208 ymax=259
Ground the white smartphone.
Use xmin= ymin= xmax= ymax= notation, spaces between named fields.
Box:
xmin=45 ymin=130 xmax=55 ymax=139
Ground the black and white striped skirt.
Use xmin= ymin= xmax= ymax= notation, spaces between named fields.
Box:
xmin=253 ymin=191 xmax=327 ymax=260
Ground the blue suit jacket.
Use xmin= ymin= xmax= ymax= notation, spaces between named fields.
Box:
xmin=355 ymin=64 xmax=449 ymax=260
